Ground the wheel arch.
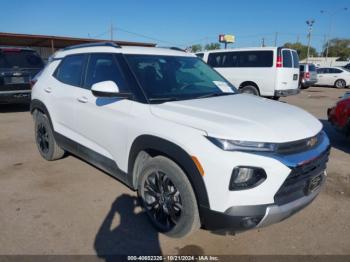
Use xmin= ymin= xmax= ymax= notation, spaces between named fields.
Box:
xmin=128 ymin=135 xmax=210 ymax=209
xmin=30 ymin=99 xmax=54 ymax=129
xmin=334 ymin=78 xmax=347 ymax=87
xmin=239 ymin=81 xmax=260 ymax=94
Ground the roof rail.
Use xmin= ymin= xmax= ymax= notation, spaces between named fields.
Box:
xmin=63 ymin=42 xmax=121 ymax=51
xmin=158 ymin=46 xmax=186 ymax=52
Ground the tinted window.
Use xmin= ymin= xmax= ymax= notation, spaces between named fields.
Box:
xmin=300 ymin=65 xmax=305 ymax=71
xmin=282 ymin=50 xmax=292 ymax=68
xmin=84 ymin=53 xmax=129 ymax=91
xmin=292 ymin=51 xmax=299 ymax=68
xmin=196 ymin=53 xmax=204 ymax=59
xmin=317 ymin=68 xmax=324 ymax=74
xmin=55 ymin=55 xmax=85 ymax=86
xmin=309 ymin=64 xmax=316 ymax=72
xmin=0 ymin=50 xmax=44 ymax=69
xmin=329 ymin=68 xmax=343 ymax=74
xmin=207 ymin=51 xmax=273 ymax=68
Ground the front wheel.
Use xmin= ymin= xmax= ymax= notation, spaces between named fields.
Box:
xmin=334 ymin=79 xmax=346 ymax=88
xmin=137 ymin=156 xmax=200 ymax=238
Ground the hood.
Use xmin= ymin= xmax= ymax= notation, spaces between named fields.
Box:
xmin=150 ymin=94 xmax=322 ymax=143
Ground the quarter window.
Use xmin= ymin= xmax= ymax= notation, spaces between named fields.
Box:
xmin=54 ymin=55 xmax=85 ymax=86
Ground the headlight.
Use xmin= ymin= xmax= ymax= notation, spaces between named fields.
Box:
xmin=207 ymin=137 xmax=276 ymax=152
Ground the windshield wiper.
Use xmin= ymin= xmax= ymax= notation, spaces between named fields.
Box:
xmin=148 ymin=97 xmax=181 ymax=103
xmin=196 ymin=92 xmax=236 ymax=99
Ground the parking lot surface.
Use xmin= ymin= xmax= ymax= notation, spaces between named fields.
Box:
xmin=0 ymin=86 xmax=349 ymax=256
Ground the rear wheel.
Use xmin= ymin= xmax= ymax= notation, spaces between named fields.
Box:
xmin=34 ymin=112 xmax=65 ymax=161
xmin=240 ymin=85 xmax=259 ymax=96
xmin=137 ymin=156 xmax=200 ymax=238
xmin=334 ymin=79 xmax=346 ymax=88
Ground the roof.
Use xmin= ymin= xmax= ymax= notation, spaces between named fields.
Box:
xmin=54 ymin=45 xmax=194 ymax=59
xmin=0 ymin=32 xmax=156 ymax=49
xmin=199 ymin=46 xmax=281 ymax=53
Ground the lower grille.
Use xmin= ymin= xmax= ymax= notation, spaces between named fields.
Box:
xmin=274 ymin=149 xmax=330 ymax=206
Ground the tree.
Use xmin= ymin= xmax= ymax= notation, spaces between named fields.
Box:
xmin=322 ymin=38 xmax=350 ymax=59
xmin=190 ymin=44 xmax=202 ymax=53
xmin=283 ymin=42 xmax=317 ymax=60
xmin=205 ymin=43 xmax=221 ymax=51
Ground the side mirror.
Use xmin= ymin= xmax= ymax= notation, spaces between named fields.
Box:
xmin=91 ymin=81 xmax=131 ymax=98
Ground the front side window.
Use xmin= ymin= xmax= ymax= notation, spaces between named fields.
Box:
xmin=54 ymin=54 xmax=85 ymax=86
xmin=84 ymin=53 xmax=129 ymax=91
xmin=125 ymin=55 xmax=236 ymax=102
xmin=282 ymin=50 xmax=292 ymax=68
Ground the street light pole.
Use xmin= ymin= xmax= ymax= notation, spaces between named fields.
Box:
xmin=306 ymin=19 xmax=315 ymax=63
xmin=320 ymin=7 xmax=348 ymax=60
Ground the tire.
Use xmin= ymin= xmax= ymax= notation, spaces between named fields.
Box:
xmin=137 ymin=156 xmax=200 ymax=238
xmin=34 ymin=111 xmax=65 ymax=161
xmin=334 ymin=79 xmax=346 ymax=89
xmin=240 ymin=85 xmax=259 ymax=96
xmin=272 ymin=96 xmax=280 ymax=101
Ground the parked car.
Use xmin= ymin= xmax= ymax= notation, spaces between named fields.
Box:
xmin=328 ymin=91 xmax=350 ymax=137
xmin=299 ymin=63 xmax=317 ymax=89
xmin=0 ymin=46 xmax=44 ymax=104
xmin=31 ymin=42 xmax=330 ymax=237
xmin=197 ymin=47 xmax=300 ymax=99
xmin=316 ymin=67 xmax=350 ymax=88
xmin=343 ymin=63 xmax=350 ymax=70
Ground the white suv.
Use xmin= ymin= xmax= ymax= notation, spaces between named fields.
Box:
xmin=31 ymin=42 xmax=330 ymax=237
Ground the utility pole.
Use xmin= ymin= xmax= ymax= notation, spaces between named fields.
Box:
xmin=261 ymin=37 xmax=265 ymax=47
xmin=296 ymin=35 xmax=300 ymax=43
xmin=274 ymin=32 xmax=278 ymax=46
xmin=306 ymin=19 xmax=315 ymax=63
xmin=321 ymin=7 xmax=348 ymax=61
xmin=110 ymin=23 xmax=114 ymax=41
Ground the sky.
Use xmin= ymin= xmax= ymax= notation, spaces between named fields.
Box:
xmin=0 ymin=0 xmax=349 ymax=52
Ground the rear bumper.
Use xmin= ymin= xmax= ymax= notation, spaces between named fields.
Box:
xmin=0 ymin=90 xmax=31 ymax=104
xmin=274 ymin=89 xmax=300 ymax=97
xmin=301 ymin=79 xmax=317 ymax=87
xmin=200 ymin=179 xmax=324 ymax=234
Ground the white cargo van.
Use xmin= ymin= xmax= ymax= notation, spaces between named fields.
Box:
xmin=197 ymin=47 xmax=300 ymax=98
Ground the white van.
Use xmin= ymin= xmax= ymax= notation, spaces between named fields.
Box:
xmin=197 ymin=47 xmax=300 ymax=98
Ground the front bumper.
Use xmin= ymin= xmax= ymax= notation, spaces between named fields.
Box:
xmin=0 ymin=90 xmax=31 ymax=104
xmin=200 ymin=174 xmax=324 ymax=234
xmin=274 ymin=89 xmax=300 ymax=97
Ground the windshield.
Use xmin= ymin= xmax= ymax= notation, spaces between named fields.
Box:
xmin=125 ymin=55 xmax=236 ymax=102
xmin=0 ymin=50 xmax=44 ymax=69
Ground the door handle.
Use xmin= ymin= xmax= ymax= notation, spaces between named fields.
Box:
xmin=77 ymin=96 xmax=88 ymax=103
xmin=44 ymin=87 xmax=52 ymax=93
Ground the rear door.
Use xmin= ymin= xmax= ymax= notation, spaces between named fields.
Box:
xmin=50 ymin=54 xmax=87 ymax=140
xmin=276 ymin=48 xmax=299 ymax=90
xmin=0 ymin=49 xmax=44 ymax=92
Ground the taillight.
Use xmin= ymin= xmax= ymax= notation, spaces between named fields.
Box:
xmin=305 ymin=72 xmax=310 ymax=79
xmin=276 ymin=56 xmax=282 ymax=68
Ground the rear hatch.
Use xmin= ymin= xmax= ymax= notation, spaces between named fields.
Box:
xmin=308 ymin=64 xmax=317 ymax=82
xmin=275 ymin=47 xmax=299 ymax=90
xmin=0 ymin=48 xmax=44 ymax=91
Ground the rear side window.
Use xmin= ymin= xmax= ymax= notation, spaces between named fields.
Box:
xmin=300 ymin=65 xmax=305 ymax=71
xmin=84 ymin=53 xmax=129 ymax=91
xmin=317 ymin=68 xmax=325 ymax=74
xmin=54 ymin=54 xmax=86 ymax=87
xmin=282 ymin=50 xmax=292 ymax=68
xmin=207 ymin=51 xmax=273 ymax=68
xmin=0 ymin=50 xmax=44 ymax=69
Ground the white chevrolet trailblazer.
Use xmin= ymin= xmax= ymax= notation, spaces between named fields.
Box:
xmin=31 ymin=42 xmax=330 ymax=237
